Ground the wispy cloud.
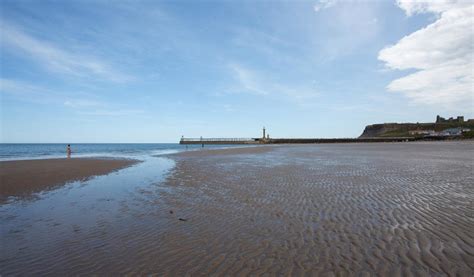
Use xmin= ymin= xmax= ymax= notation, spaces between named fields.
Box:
xmin=227 ymin=63 xmax=319 ymax=103
xmin=0 ymin=78 xmax=144 ymax=117
xmin=396 ymin=0 xmax=466 ymax=16
xmin=63 ymin=99 xmax=101 ymax=108
xmin=0 ymin=22 xmax=132 ymax=82
xmin=230 ymin=27 xmax=303 ymax=66
xmin=311 ymin=0 xmax=381 ymax=62
xmin=378 ymin=1 xmax=473 ymax=109
xmin=313 ymin=0 xmax=338 ymax=12
xmin=0 ymin=78 xmax=59 ymax=104
xmin=77 ymin=109 xmax=145 ymax=117
xmin=1 ymin=78 xmax=98 ymax=105
xmin=229 ymin=64 xmax=269 ymax=95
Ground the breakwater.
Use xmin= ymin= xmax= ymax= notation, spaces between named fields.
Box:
xmin=179 ymin=138 xmax=260 ymax=145
xmin=179 ymin=137 xmax=416 ymax=145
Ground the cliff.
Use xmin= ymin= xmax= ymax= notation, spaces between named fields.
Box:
xmin=359 ymin=121 xmax=474 ymax=138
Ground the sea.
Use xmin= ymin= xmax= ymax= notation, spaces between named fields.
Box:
xmin=0 ymin=143 xmax=242 ymax=161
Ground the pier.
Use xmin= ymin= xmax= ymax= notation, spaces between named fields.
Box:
xmin=179 ymin=128 xmax=416 ymax=145
xmin=179 ymin=127 xmax=416 ymax=145
xmin=180 ymin=137 xmax=259 ymax=145
xmin=179 ymin=137 xmax=416 ymax=144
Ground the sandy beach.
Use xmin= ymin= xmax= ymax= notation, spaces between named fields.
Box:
xmin=1 ymin=142 xmax=473 ymax=275
xmin=158 ymin=143 xmax=474 ymax=275
xmin=0 ymin=158 xmax=138 ymax=201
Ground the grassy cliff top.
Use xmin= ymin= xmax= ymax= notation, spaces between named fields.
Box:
xmin=360 ymin=121 xmax=474 ymax=138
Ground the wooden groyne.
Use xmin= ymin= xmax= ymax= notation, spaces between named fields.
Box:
xmin=179 ymin=137 xmax=416 ymax=145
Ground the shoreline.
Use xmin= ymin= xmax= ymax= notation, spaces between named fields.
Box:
xmin=168 ymin=140 xmax=474 ymax=157
xmin=165 ymin=144 xmax=275 ymax=158
xmin=0 ymin=157 xmax=139 ymax=202
xmin=1 ymin=142 xmax=472 ymax=274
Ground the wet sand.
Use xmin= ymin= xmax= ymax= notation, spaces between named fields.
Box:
xmin=156 ymin=143 xmax=474 ymax=275
xmin=1 ymin=142 xmax=473 ymax=275
xmin=0 ymin=158 xmax=138 ymax=201
xmin=171 ymin=145 xmax=275 ymax=157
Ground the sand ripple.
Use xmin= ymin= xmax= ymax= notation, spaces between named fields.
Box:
xmin=1 ymin=142 xmax=473 ymax=275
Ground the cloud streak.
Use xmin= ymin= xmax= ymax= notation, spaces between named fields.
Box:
xmin=0 ymin=23 xmax=132 ymax=82
xmin=0 ymin=78 xmax=59 ymax=104
xmin=229 ymin=64 xmax=270 ymax=95
xmin=313 ymin=0 xmax=338 ymax=12
xmin=378 ymin=0 xmax=473 ymax=109
xmin=228 ymin=63 xmax=319 ymax=103
xmin=77 ymin=109 xmax=145 ymax=117
xmin=63 ymin=99 xmax=101 ymax=108
xmin=0 ymin=78 xmax=141 ymax=117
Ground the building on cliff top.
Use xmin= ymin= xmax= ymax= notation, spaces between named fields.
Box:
xmin=409 ymin=130 xmax=435 ymax=136
xmin=436 ymin=115 xmax=465 ymax=123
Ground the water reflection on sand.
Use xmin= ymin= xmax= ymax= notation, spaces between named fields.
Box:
xmin=1 ymin=156 xmax=174 ymax=274
xmin=1 ymin=142 xmax=473 ymax=275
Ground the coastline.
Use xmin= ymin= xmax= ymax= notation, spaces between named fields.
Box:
xmin=0 ymin=158 xmax=138 ymax=202
xmin=1 ymin=141 xmax=473 ymax=275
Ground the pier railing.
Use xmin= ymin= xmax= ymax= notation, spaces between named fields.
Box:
xmin=180 ymin=138 xmax=255 ymax=142
xmin=179 ymin=136 xmax=417 ymax=144
xmin=180 ymin=137 xmax=259 ymax=144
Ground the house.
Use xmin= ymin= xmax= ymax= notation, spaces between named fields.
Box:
xmin=440 ymin=127 xmax=463 ymax=136
xmin=409 ymin=130 xmax=435 ymax=136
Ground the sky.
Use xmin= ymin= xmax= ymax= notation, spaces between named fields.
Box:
xmin=1 ymin=0 xmax=473 ymax=143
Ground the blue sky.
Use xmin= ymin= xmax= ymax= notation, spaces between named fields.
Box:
xmin=1 ymin=0 xmax=473 ymax=142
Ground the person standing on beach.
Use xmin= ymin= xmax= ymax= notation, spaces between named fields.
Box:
xmin=67 ymin=144 xmax=72 ymax=158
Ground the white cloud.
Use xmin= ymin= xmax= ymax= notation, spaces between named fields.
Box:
xmin=0 ymin=79 xmax=146 ymax=118
xmin=0 ymin=78 xmax=145 ymax=118
xmin=0 ymin=23 xmax=131 ymax=82
xmin=378 ymin=0 xmax=473 ymax=109
xmin=312 ymin=1 xmax=381 ymax=61
xmin=0 ymin=78 xmax=55 ymax=103
xmin=396 ymin=0 xmax=470 ymax=16
xmin=228 ymin=63 xmax=319 ymax=103
xmin=1 ymin=78 xmax=38 ymax=94
xmin=229 ymin=64 xmax=269 ymax=95
xmin=0 ymin=78 xmax=101 ymax=106
xmin=63 ymin=99 xmax=100 ymax=108
xmin=313 ymin=0 xmax=338 ymax=12
xmin=78 ymin=109 xmax=145 ymax=117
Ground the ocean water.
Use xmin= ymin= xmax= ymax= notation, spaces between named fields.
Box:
xmin=0 ymin=143 xmax=241 ymax=161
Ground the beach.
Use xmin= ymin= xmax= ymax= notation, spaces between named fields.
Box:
xmin=0 ymin=158 xmax=138 ymax=202
xmin=1 ymin=142 xmax=473 ymax=275
xmin=159 ymin=142 xmax=474 ymax=275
